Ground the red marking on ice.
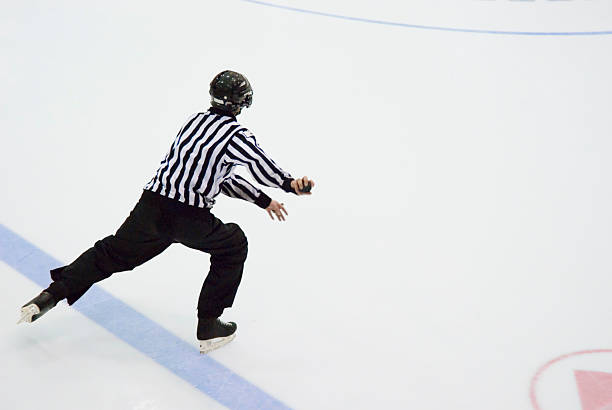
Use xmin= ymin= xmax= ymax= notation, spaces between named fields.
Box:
xmin=529 ymin=349 xmax=612 ymax=410
xmin=575 ymin=370 xmax=612 ymax=410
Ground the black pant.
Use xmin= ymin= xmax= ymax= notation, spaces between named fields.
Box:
xmin=46 ymin=190 xmax=248 ymax=319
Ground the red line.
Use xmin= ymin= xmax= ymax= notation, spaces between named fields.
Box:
xmin=530 ymin=349 xmax=612 ymax=410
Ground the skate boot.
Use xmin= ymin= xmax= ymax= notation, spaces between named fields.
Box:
xmin=197 ymin=318 xmax=237 ymax=354
xmin=17 ymin=291 xmax=57 ymax=324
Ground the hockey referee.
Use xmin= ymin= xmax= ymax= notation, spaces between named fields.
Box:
xmin=17 ymin=70 xmax=315 ymax=354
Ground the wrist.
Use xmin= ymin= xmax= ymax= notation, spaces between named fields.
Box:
xmin=282 ymin=178 xmax=296 ymax=194
xmin=255 ymin=192 xmax=272 ymax=209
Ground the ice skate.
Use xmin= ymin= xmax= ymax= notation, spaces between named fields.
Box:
xmin=17 ymin=291 xmax=57 ymax=324
xmin=197 ymin=318 xmax=237 ymax=354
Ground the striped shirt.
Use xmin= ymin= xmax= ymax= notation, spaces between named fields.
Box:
xmin=144 ymin=108 xmax=294 ymax=209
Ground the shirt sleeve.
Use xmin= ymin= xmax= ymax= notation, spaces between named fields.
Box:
xmin=220 ymin=173 xmax=272 ymax=209
xmin=226 ymin=129 xmax=295 ymax=194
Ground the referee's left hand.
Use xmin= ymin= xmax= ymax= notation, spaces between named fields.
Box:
xmin=266 ymin=200 xmax=288 ymax=221
xmin=291 ymin=176 xmax=315 ymax=195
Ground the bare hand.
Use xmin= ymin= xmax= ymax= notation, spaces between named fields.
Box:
xmin=266 ymin=200 xmax=288 ymax=221
xmin=290 ymin=176 xmax=315 ymax=196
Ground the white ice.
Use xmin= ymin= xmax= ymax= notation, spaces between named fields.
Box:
xmin=1 ymin=1 xmax=612 ymax=409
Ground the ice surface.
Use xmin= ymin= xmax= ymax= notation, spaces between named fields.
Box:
xmin=1 ymin=1 xmax=611 ymax=409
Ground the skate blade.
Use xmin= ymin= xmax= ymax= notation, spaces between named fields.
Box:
xmin=17 ymin=304 xmax=40 ymax=324
xmin=199 ymin=333 xmax=236 ymax=354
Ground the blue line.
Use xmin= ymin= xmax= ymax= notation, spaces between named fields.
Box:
xmin=240 ymin=0 xmax=612 ymax=36
xmin=0 ymin=223 xmax=290 ymax=410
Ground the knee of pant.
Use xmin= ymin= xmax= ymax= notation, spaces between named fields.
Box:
xmin=227 ymin=223 xmax=248 ymax=258
xmin=94 ymin=236 xmax=137 ymax=272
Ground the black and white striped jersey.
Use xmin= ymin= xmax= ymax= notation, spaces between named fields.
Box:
xmin=144 ymin=107 xmax=294 ymax=209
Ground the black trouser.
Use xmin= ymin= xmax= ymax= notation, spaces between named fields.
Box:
xmin=45 ymin=190 xmax=248 ymax=319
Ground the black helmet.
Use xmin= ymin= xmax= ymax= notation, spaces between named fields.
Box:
xmin=209 ymin=70 xmax=253 ymax=115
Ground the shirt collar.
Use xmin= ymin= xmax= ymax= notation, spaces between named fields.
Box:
xmin=208 ymin=106 xmax=237 ymax=120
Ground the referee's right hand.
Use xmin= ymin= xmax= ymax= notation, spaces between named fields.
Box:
xmin=266 ymin=200 xmax=288 ymax=221
xmin=291 ymin=176 xmax=315 ymax=195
